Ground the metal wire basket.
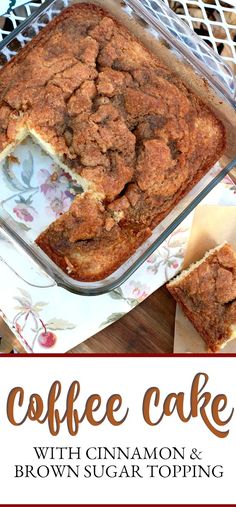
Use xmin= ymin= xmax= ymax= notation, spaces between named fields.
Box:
xmin=1 ymin=0 xmax=235 ymax=69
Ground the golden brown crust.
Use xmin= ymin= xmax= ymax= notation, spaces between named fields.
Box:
xmin=37 ymin=226 xmax=151 ymax=282
xmin=36 ymin=192 xmax=151 ymax=281
xmin=0 ymin=3 xmax=226 ymax=281
xmin=167 ymin=244 xmax=236 ymax=352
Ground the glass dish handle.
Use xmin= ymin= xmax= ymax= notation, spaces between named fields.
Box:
xmin=125 ymin=0 xmax=236 ymax=104
xmin=0 ymin=228 xmax=57 ymax=289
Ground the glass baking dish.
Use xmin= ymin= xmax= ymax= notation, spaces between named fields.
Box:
xmin=0 ymin=0 xmax=235 ymax=296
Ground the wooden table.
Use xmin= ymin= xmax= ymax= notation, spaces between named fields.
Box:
xmin=0 ymin=1 xmax=235 ymax=355
xmin=0 ymin=286 xmax=176 ymax=354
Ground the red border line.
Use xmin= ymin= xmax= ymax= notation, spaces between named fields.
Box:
xmin=0 ymin=503 xmax=232 ymax=507
xmin=1 ymin=353 xmax=236 ymax=357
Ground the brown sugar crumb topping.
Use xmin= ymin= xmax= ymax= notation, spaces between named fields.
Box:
xmin=0 ymin=4 xmax=225 ymax=281
xmin=168 ymin=244 xmax=236 ymax=352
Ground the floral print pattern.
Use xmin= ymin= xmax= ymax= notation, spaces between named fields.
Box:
xmin=0 ymin=141 xmax=81 ymax=236
xmin=13 ymin=201 xmax=37 ymax=222
xmin=128 ymin=282 xmax=150 ymax=303
xmin=100 ymin=229 xmax=188 ymax=328
xmin=224 ymin=174 xmax=236 ymax=194
xmin=38 ymin=168 xmax=76 ymax=218
xmin=0 ymin=138 xmax=235 ymax=352
xmin=12 ymin=288 xmax=75 ymax=352
xmin=146 ymin=228 xmax=187 ymax=279
xmin=46 ymin=192 xmax=73 ymax=218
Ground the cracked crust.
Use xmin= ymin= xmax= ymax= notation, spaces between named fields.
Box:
xmin=167 ymin=243 xmax=236 ymax=352
xmin=0 ymin=3 xmax=226 ymax=281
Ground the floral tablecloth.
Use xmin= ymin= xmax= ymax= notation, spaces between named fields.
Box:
xmin=0 ymin=138 xmax=235 ymax=353
xmin=0 ymin=1 xmax=235 ymax=353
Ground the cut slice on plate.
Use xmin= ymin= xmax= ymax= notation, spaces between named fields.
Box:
xmin=167 ymin=243 xmax=236 ymax=352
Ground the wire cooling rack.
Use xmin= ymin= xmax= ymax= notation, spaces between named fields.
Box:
xmin=163 ymin=0 xmax=236 ymax=68
xmin=0 ymin=0 xmax=235 ymax=67
xmin=0 ymin=2 xmax=45 ymax=37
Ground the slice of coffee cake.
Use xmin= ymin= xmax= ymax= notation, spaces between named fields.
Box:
xmin=167 ymin=243 xmax=236 ymax=352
